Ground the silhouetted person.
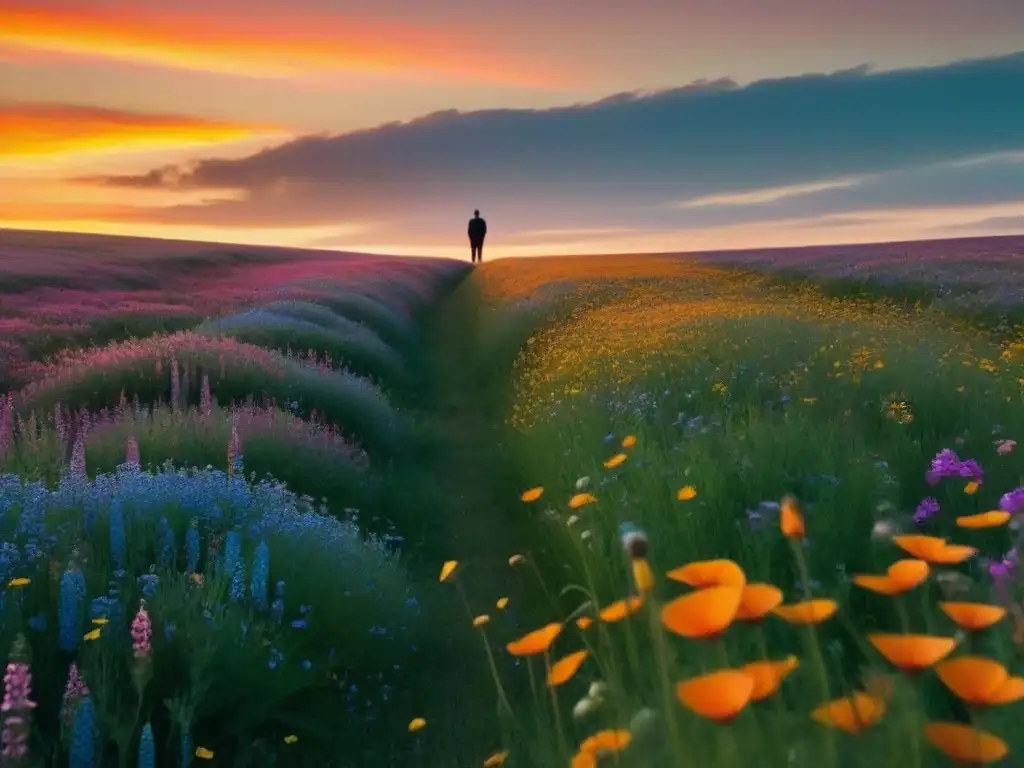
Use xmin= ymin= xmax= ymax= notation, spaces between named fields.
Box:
xmin=468 ymin=210 xmax=487 ymax=263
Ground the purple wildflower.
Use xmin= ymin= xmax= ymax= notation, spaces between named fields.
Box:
xmin=958 ymin=459 xmax=984 ymax=484
xmin=60 ymin=663 xmax=89 ymax=728
xmin=913 ymin=497 xmax=940 ymax=524
xmin=926 ymin=448 xmax=961 ymax=485
xmin=1 ymin=636 xmax=36 ymax=762
xmin=999 ymin=488 xmax=1024 ymax=515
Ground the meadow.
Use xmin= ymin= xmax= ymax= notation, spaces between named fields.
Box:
xmin=1 ymin=229 xmax=1024 ymax=767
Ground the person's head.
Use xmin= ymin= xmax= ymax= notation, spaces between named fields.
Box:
xmin=473 ymin=209 xmax=480 ymax=217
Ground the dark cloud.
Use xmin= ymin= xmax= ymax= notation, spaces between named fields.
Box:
xmin=79 ymin=52 xmax=1024 ymax=236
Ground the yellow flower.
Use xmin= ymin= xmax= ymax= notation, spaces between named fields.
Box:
xmin=483 ymin=751 xmax=509 ymax=766
xmin=7 ymin=578 xmax=30 ymax=588
xmin=91 ymin=618 xmax=109 ymax=626
xmin=195 ymin=747 xmax=215 ymax=759
xmin=283 ymin=735 xmax=298 ymax=744
xmin=603 ymin=453 xmax=627 ymax=469
xmin=521 ymin=487 xmax=544 ymax=502
xmin=632 ymin=558 xmax=654 ymax=593
xmin=439 ymin=560 xmax=458 ymax=582
xmin=408 ymin=718 xmax=427 ymax=732
xmin=83 ymin=628 xmax=102 ymax=641
xmin=473 ymin=614 xmax=491 ymax=627
xmin=964 ymin=481 xmax=980 ymax=495
xmin=496 ymin=597 xmax=509 ymax=610
xmin=676 ymin=485 xmax=697 ymax=501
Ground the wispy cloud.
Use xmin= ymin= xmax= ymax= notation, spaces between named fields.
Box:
xmin=677 ymin=178 xmax=865 ymax=208
xmin=0 ymin=102 xmax=282 ymax=160
xmin=0 ymin=1 xmax=564 ymax=88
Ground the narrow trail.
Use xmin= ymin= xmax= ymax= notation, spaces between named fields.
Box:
xmin=391 ymin=270 xmax=551 ymax=765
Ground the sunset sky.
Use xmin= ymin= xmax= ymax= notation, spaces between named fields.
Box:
xmin=2 ymin=0 xmax=1024 ymax=258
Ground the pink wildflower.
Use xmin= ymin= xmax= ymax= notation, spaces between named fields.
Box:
xmin=60 ymin=663 xmax=89 ymax=726
xmin=125 ymin=436 xmax=140 ymax=468
xmin=996 ymin=439 xmax=1016 ymax=456
xmin=131 ymin=602 xmax=152 ymax=658
xmin=1 ymin=656 xmax=36 ymax=761
xmin=69 ymin=431 xmax=86 ymax=480
xmin=170 ymin=358 xmax=180 ymax=411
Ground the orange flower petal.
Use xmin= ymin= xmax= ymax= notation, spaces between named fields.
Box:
xmin=603 ymin=453 xmax=627 ymax=469
xmin=506 ymin=622 xmax=563 ymax=656
xmin=780 ymin=495 xmax=806 ymax=539
xmin=483 ymin=751 xmax=508 ymax=767
xmin=811 ymin=692 xmax=886 ymax=734
xmin=621 ymin=434 xmax=637 ymax=448
xmin=661 ymin=586 xmax=743 ymax=639
xmin=923 ymin=722 xmax=1008 ymax=764
xmin=569 ymin=493 xmax=598 ymax=509
xmin=938 ymin=602 xmax=1007 ymax=631
xmin=571 ymin=751 xmax=597 ymax=768
xmin=935 ymin=657 xmax=1010 ymax=705
xmin=520 ymin=487 xmax=544 ymax=502
xmin=772 ymin=599 xmax=838 ymax=625
xmin=736 ymin=583 xmax=783 ymax=621
xmin=547 ymin=650 xmax=589 ymax=687
xmin=867 ymin=634 xmax=957 ymax=671
xmin=931 ymin=544 xmax=978 ymax=564
xmin=576 ymin=616 xmax=593 ymax=630
xmin=599 ymin=596 xmax=644 ymax=623
xmin=852 ymin=575 xmax=901 ymax=596
xmin=886 ymin=559 xmax=930 ymax=590
xmin=676 ymin=485 xmax=697 ymax=501
xmin=892 ymin=535 xmax=947 ymax=561
xmin=675 ymin=669 xmax=754 ymax=722
xmin=742 ymin=656 xmax=799 ymax=701
xmin=579 ymin=729 xmax=632 ymax=754
xmin=988 ymin=676 xmax=1024 ymax=706
xmin=956 ymin=510 xmax=1011 ymax=529
xmin=666 ymin=559 xmax=747 ymax=588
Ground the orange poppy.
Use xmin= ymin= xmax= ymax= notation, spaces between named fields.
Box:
xmin=570 ymin=752 xmax=597 ymax=768
xmin=923 ymin=722 xmax=1008 ymax=764
xmin=781 ymin=495 xmax=806 ymax=539
xmin=621 ymin=435 xmax=637 ymax=448
xmin=506 ymin=622 xmax=563 ymax=656
xmin=867 ymin=634 xmax=957 ymax=672
xmin=547 ymin=650 xmax=589 ymax=687
xmin=736 ymin=584 xmax=783 ymax=621
xmin=772 ymin=599 xmax=838 ymax=625
xmin=892 ymin=535 xmax=977 ymax=564
xmin=666 ymin=559 xmax=747 ymax=588
xmin=956 ymin=510 xmax=1011 ymax=529
xmin=599 ymin=596 xmax=644 ymax=623
xmin=439 ymin=560 xmax=458 ymax=582
xmin=938 ymin=602 xmax=1007 ymax=631
xmin=852 ymin=559 xmax=930 ymax=595
xmin=742 ymin=656 xmax=799 ymax=701
xmin=632 ymin=558 xmax=654 ymax=594
xmin=483 ymin=751 xmax=508 ymax=767
xmin=811 ymin=692 xmax=886 ymax=734
xmin=935 ymin=656 xmax=1024 ymax=706
xmin=520 ymin=487 xmax=544 ymax=502
xmin=578 ymin=729 xmax=632 ymax=757
xmin=661 ymin=586 xmax=743 ymax=639
xmin=576 ymin=616 xmax=593 ymax=630
xmin=675 ymin=669 xmax=755 ymax=722
xmin=603 ymin=453 xmax=627 ymax=469
xmin=569 ymin=493 xmax=598 ymax=509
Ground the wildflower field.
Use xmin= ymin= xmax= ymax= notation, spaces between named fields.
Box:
xmin=4 ymin=230 xmax=1024 ymax=766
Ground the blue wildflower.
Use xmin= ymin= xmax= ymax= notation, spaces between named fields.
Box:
xmin=185 ymin=521 xmax=200 ymax=573
xmin=291 ymin=619 xmax=308 ymax=630
xmin=137 ymin=722 xmax=155 ymax=768
xmin=229 ymin=561 xmax=245 ymax=602
xmin=222 ymin=530 xmax=241 ymax=576
xmin=250 ymin=540 xmax=269 ymax=611
xmin=70 ymin=695 xmax=95 ymax=768
xmin=59 ymin=565 xmax=86 ymax=652
xmin=27 ymin=614 xmax=46 ymax=632
xmin=108 ymin=500 xmax=126 ymax=570
xmin=138 ymin=573 xmax=159 ymax=598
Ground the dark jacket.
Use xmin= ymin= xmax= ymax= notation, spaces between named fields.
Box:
xmin=468 ymin=216 xmax=487 ymax=242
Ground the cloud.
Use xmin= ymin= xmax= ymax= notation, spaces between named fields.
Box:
xmin=0 ymin=102 xmax=281 ymax=159
xmin=0 ymin=1 xmax=562 ymax=88
xmin=945 ymin=215 xmax=1024 ymax=232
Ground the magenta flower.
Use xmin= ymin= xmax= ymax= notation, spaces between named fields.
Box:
xmin=131 ymin=602 xmax=152 ymax=658
xmin=60 ymin=663 xmax=89 ymax=727
xmin=913 ymin=497 xmax=940 ymax=524
xmin=957 ymin=459 xmax=984 ymax=484
xmin=125 ymin=436 xmax=140 ymax=467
